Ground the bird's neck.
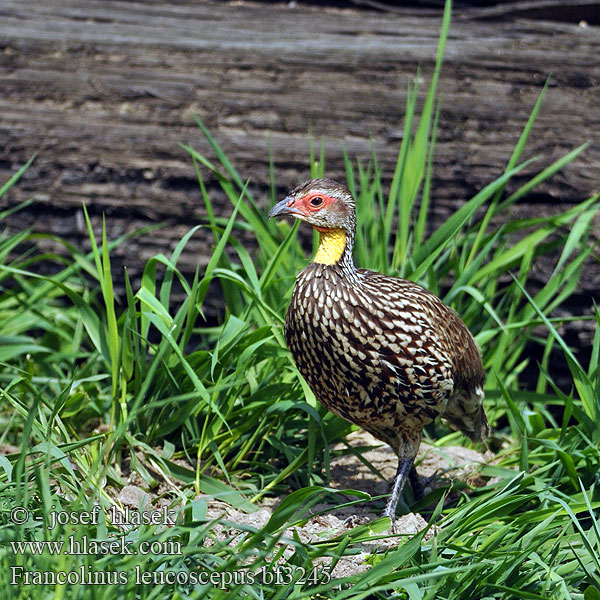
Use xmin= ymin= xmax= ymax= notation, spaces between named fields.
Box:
xmin=313 ymin=226 xmax=355 ymax=272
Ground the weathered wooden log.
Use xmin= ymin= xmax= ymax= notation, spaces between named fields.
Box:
xmin=0 ymin=1 xmax=598 ymax=347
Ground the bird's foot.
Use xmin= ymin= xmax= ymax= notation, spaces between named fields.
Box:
xmin=342 ymin=514 xmax=368 ymax=528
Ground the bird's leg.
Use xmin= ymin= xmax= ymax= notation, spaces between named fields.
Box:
xmin=382 ymin=456 xmax=414 ymax=529
xmin=408 ymin=463 xmax=425 ymax=502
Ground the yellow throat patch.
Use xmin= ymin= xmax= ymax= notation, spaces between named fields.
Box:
xmin=313 ymin=228 xmax=347 ymax=265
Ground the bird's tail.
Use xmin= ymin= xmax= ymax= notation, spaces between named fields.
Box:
xmin=465 ymin=406 xmax=490 ymax=443
xmin=443 ymin=386 xmax=489 ymax=443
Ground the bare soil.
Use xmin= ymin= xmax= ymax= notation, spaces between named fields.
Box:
xmin=195 ymin=430 xmax=493 ymax=577
xmin=1 ymin=430 xmax=492 ymax=578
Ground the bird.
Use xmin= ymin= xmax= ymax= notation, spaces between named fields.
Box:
xmin=268 ymin=178 xmax=489 ymax=525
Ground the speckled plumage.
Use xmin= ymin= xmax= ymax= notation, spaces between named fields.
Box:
xmin=285 ymin=261 xmax=487 ymax=456
xmin=269 ymin=178 xmax=488 ymax=520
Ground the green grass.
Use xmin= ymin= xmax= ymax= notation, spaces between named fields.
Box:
xmin=1 ymin=0 xmax=600 ymax=597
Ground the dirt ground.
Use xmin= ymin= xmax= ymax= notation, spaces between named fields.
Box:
xmin=196 ymin=430 xmax=493 ymax=577
xmin=0 ymin=430 xmax=491 ymax=579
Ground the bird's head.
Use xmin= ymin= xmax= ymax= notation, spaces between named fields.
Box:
xmin=267 ymin=178 xmax=355 ymax=232
xmin=268 ymin=178 xmax=356 ymax=266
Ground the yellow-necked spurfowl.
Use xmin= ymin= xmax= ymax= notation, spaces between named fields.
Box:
xmin=268 ymin=178 xmax=489 ymax=523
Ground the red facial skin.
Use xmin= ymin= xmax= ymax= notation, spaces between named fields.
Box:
xmin=288 ymin=192 xmax=337 ymax=231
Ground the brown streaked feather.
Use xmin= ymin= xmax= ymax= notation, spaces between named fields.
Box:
xmin=285 ymin=262 xmax=488 ymax=457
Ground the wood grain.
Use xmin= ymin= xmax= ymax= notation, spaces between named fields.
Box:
xmin=0 ymin=1 xmax=598 ymax=341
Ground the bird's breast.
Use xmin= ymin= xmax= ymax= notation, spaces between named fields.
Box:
xmin=283 ymin=263 xmax=455 ymax=433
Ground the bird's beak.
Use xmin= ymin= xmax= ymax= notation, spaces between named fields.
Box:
xmin=267 ymin=196 xmax=303 ymax=219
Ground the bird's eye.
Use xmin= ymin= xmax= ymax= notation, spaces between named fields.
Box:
xmin=309 ymin=196 xmax=324 ymax=207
